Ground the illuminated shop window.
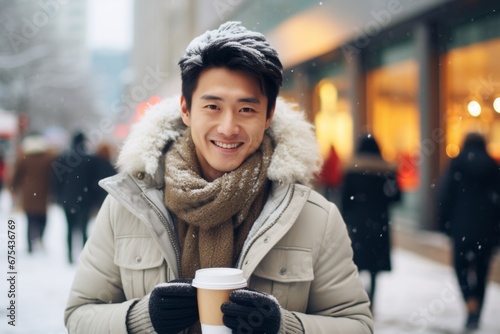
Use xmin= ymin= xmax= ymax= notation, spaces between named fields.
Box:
xmin=313 ymin=78 xmax=353 ymax=163
xmin=367 ymin=59 xmax=420 ymax=191
xmin=441 ymin=38 xmax=500 ymax=162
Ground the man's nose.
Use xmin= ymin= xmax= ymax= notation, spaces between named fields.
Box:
xmin=217 ymin=111 xmax=240 ymax=136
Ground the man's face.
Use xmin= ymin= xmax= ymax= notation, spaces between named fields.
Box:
xmin=181 ymin=67 xmax=273 ymax=182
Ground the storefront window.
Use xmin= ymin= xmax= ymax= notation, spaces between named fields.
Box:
xmin=313 ymin=78 xmax=353 ymax=163
xmin=441 ymin=37 xmax=500 ymax=164
xmin=367 ymin=53 xmax=420 ymax=192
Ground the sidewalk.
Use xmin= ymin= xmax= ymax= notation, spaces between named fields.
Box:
xmin=0 ymin=203 xmax=76 ymax=334
xmin=392 ymin=224 xmax=500 ymax=284
xmin=373 ymin=248 xmax=500 ymax=333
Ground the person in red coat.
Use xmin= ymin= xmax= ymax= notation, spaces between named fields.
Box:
xmin=317 ymin=145 xmax=342 ymax=205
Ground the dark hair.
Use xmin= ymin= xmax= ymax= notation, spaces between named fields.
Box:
xmin=357 ymin=134 xmax=382 ymax=157
xmin=461 ymin=132 xmax=487 ymax=153
xmin=178 ymin=22 xmax=283 ymax=118
xmin=71 ymin=131 xmax=86 ymax=151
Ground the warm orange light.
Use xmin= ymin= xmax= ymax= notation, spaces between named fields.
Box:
xmin=446 ymin=144 xmax=460 ymax=158
xmin=443 ymin=38 xmax=500 ymax=171
xmin=467 ymin=100 xmax=481 ymax=117
xmin=267 ymin=9 xmax=345 ymax=68
xmin=367 ymin=60 xmax=420 ymax=191
xmin=494 ymin=97 xmax=500 ymax=113
xmin=314 ymin=80 xmax=353 ymax=162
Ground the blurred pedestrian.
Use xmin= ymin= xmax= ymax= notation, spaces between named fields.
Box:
xmin=437 ymin=132 xmax=500 ymax=330
xmin=0 ymin=146 xmax=5 ymax=195
xmin=317 ymin=144 xmax=343 ymax=205
xmin=52 ymin=131 xmax=98 ymax=264
xmin=9 ymin=132 xmax=55 ymax=253
xmin=341 ymin=134 xmax=401 ymax=312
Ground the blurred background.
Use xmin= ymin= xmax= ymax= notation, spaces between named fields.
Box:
xmin=2 ymin=0 xmax=500 ymax=230
xmin=1 ymin=0 xmax=500 ymax=333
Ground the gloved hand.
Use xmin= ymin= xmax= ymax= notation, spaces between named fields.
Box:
xmin=149 ymin=278 xmax=199 ymax=334
xmin=221 ymin=288 xmax=281 ymax=334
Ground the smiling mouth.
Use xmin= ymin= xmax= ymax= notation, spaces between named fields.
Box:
xmin=213 ymin=141 xmax=242 ymax=149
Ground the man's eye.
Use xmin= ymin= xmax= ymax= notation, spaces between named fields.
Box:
xmin=240 ymin=107 xmax=255 ymax=113
xmin=205 ymin=104 xmax=219 ymax=110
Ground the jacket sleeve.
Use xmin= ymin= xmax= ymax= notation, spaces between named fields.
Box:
xmin=8 ymin=159 xmax=24 ymax=194
xmin=293 ymin=203 xmax=373 ymax=333
xmin=436 ymin=165 xmax=455 ymax=235
xmin=64 ymin=196 xmax=138 ymax=333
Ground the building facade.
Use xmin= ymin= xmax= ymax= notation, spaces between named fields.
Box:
xmin=130 ymin=0 xmax=500 ymax=231
xmin=225 ymin=0 xmax=500 ymax=230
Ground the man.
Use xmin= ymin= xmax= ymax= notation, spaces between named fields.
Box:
xmin=65 ymin=21 xmax=373 ymax=333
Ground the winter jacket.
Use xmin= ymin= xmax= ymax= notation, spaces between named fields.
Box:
xmin=438 ymin=135 xmax=500 ymax=245
xmin=64 ymin=97 xmax=373 ymax=334
xmin=341 ymin=155 xmax=401 ymax=273
xmin=52 ymin=146 xmax=99 ymax=214
xmin=10 ymin=136 xmax=55 ymax=215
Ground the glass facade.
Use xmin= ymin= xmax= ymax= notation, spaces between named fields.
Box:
xmin=283 ymin=53 xmax=353 ymax=164
xmin=313 ymin=75 xmax=353 ymax=163
xmin=366 ymin=40 xmax=420 ymax=192
xmin=265 ymin=1 xmax=499 ymax=229
xmin=441 ymin=13 xmax=500 ymax=167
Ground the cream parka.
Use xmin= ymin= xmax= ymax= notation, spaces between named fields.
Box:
xmin=64 ymin=97 xmax=373 ymax=333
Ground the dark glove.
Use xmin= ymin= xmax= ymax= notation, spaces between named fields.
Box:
xmin=221 ymin=288 xmax=281 ymax=334
xmin=149 ymin=278 xmax=199 ymax=334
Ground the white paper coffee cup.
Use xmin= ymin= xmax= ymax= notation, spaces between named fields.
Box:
xmin=192 ymin=268 xmax=247 ymax=334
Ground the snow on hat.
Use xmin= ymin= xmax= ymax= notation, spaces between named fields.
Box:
xmin=178 ymin=21 xmax=282 ymax=80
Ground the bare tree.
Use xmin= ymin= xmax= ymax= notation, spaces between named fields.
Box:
xmin=0 ymin=0 xmax=100 ymax=134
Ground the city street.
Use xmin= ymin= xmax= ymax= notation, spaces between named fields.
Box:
xmin=0 ymin=192 xmax=499 ymax=334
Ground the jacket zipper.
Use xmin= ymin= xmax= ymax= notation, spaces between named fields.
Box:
xmin=239 ymin=184 xmax=295 ymax=267
xmin=142 ymin=194 xmax=182 ymax=278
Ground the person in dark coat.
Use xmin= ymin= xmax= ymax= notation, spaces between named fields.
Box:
xmin=341 ymin=134 xmax=401 ymax=311
xmin=52 ymin=131 xmax=98 ymax=264
xmin=9 ymin=133 xmax=56 ymax=253
xmin=90 ymin=142 xmax=117 ymax=214
xmin=437 ymin=132 xmax=500 ymax=330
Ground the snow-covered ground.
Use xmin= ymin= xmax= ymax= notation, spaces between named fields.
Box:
xmin=0 ymin=193 xmax=77 ymax=334
xmin=371 ymin=252 xmax=500 ymax=334
xmin=0 ymin=191 xmax=499 ymax=334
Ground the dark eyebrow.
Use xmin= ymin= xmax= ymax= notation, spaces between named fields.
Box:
xmin=200 ymin=94 xmax=223 ymax=101
xmin=200 ymin=95 xmax=261 ymax=105
xmin=238 ymin=97 xmax=261 ymax=105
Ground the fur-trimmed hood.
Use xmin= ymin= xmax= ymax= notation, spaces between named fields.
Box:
xmin=117 ymin=96 xmax=322 ymax=186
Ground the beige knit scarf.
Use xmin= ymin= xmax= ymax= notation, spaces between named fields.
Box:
xmin=164 ymin=128 xmax=272 ymax=278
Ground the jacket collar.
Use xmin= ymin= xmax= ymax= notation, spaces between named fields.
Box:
xmin=117 ymin=96 xmax=321 ymax=187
